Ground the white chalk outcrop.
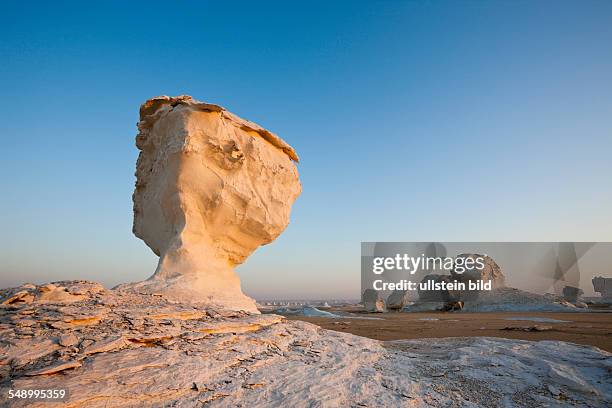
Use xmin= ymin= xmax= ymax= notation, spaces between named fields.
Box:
xmin=386 ymin=289 xmax=411 ymax=310
xmin=121 ymin=96 xmax=301 ymax=313
xmin=1 ymin=281 xmax=610 ymax=407
xmin=408 ymin=287 xmax=584 ymax=313
xmin=450 ymin=254 xmax=505 ymax=291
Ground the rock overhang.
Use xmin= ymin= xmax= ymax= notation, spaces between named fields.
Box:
xmin=137 ymin=95 xmax=299 ymax=163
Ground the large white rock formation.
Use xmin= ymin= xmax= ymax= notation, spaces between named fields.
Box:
xmin=123 ymin=96 xmax=301 ymax=313
xmin=450 ymin=253 xmax=505 ymax=296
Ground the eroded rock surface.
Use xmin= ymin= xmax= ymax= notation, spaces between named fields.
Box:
xmin=386 ymin=290 xmax=410 ymax=310
xmin=1 ymin=281 xmax=610 ymax=407
xmin=450 ymin=254 xmax=505 ymax=301
xmin=362 ymin=289 xmax=386 ymax=312
xmin=418 ymin=274 xmax=460 ymax=302
xmin=123 ymin=95 xmax=301 ymax=312
xmin=563 ymin=286 xmax=584 ymax=303
xmin=462 ymin=287 xmax=581 ymax=312
xmin=593 ymin=276 xmax=612 ymax=300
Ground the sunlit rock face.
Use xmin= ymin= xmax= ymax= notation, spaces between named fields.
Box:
xmin=126 ymin=96 xmax=301 ymax=313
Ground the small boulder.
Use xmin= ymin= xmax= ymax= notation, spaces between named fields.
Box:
xmin=440 ymin=301 xmax=464 ymax=312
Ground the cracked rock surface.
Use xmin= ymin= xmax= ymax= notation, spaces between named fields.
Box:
xmin=1 ymin=281 xmax=610 ymax=407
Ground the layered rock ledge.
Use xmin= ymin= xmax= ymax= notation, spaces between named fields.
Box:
xmin=1 ymin=281 xmax=610 ymax=407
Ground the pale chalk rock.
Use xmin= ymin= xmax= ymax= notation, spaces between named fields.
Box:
xmin=119 ymin=96 xmax=301 ymax=313
xmin=592 ymin=276 xmax=612 ymax=300
xmin=418 ymin=274 xmax=460 ymax=302
xmin=462 ymin=287 xmax=581 ymax=312
xmin=1 ymin=281 xmax=610 ymax=407
xmin=362 ymin=289 xmax=385 ymax=312
xmin=58 ymin=333 xmax=79 ymax=347
xmin=450 ymin=253 xmax=505 ymax=301
xmin=386 ymin=289 xmax=411 ymax=310
xmin=563 ymin=285 xmax=584 ymax=303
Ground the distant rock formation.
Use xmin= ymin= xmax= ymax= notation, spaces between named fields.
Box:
xmin=362 ymin=289 xmax=385 ymax=312
xmin=417 ymin=274 xmax=460 ymax=302
xmin=592 ymin=276 xmax=612 ymax=300
xmin=462 ymin=287 xmax=579 ymax=312
xmin=1 ymin=281 xmax=609 ymax=407
xmin=386 ymin=290 xmax=410 ymax=310
xmin=450 ymin=254 xmax=504 ymax=301
xmin=440 ymin=300 xmax=464 ymax=312
xmin=562 ymin=286 xmax=584 ymax=303
xmin=121 ymin=96 xmax=301 ymax=313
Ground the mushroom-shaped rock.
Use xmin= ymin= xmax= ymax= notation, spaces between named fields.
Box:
xmin=121 ymin=96 xmax=301 ymax=313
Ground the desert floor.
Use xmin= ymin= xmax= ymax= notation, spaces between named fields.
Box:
xmin=286 ymin=309 xmax=612 ymax=352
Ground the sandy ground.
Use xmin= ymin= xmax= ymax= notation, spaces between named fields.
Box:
xmin=286 ymin=309 xmax=612 ymax=352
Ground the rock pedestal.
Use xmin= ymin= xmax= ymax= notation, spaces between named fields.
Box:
xmin=121 ymin=96 xmax=301 ymax=313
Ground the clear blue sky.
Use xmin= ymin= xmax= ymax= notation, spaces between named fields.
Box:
xmin=1 ymin=1 xmax=611 ymax=299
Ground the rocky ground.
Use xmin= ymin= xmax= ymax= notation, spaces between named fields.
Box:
xmin=1 ymin=281 xmax=610 ymax=407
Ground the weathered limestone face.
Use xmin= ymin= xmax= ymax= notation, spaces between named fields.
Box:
xmin=128 ymin=96 xmax=301 ymax=312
